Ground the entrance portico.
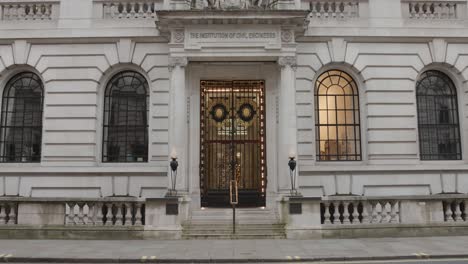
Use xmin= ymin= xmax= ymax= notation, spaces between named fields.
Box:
xmin=158 ymin=10 xmax=307 ymax=212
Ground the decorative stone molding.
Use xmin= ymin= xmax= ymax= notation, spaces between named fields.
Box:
xmin=281 ymin=29 xmax=293 ymax=43
xmin=278 ymin=56 xmax=297 ymax=68
xmin=190 ymin=0 xmax=279 ymax=10
xmin=172 ymin=29 xmax=185 ymax=43
xmin=168 ymin=56 xmax=188 ymax=71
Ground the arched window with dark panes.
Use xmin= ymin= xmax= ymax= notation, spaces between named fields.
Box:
xmin=0 ymin=72 xmax=43 ymax=162
xmin=102 ymin=71 xmax=149 ymax=162
xmin=315 ymin=70 xmax=361 ymax=161
xmin=416 ymin=70 xmax=461 ymax=160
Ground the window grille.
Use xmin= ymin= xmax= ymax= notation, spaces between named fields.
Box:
xmin=416 ymin=70 xmax=461 ymax=160
xmin=102 ymin=71 xmax=149 ymax=162
xmin=315 ymin=70 xmax=361 ymax=161
xmin=0 ymin=72 xmax=43 ymax=163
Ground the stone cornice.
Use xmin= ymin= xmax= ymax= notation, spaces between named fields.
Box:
xmin=156 ymin=10 xmax=308 ymax=33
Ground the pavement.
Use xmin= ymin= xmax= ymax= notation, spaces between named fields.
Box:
xmin=0 ymin=236 xmax=468 ymax=263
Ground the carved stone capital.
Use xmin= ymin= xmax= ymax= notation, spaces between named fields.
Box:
xmin=168 ymin=57 xmax=188 ymax=71
xmin=278 ymin=56 xmax=297 ymax=68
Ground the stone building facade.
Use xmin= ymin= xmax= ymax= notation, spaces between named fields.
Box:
xmin=0 ymin=0 xmax=467 ymax=239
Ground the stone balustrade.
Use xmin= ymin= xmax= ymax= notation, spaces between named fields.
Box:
xmin=443 ymin=199 xmax=467 ymax=222
xmin=403 ymin=0 xmax=462 ymax=19
xmin=65 ymin=201 xmax=145 ymax=226
xmin=0 ymin=202 xmax=17 ymax=225
xmin=308 ymin=0 xmax=360 ymax=19
xmin=321 ymin=199 xmax=400 ymax=225
xmin=0 ymin=1 xmax=59 ymax=20
xmin=96 ymin=1 xmax=158 ymax=19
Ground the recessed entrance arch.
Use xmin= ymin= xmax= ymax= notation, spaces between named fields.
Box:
xmin=200 ymin=80 xmax=266 ymax=207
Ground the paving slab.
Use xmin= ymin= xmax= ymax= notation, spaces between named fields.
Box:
xmin=0 ymin=236 xmax=468 ymax=263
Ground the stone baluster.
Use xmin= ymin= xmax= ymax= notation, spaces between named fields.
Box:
xmin=0 ymin=204 xmax=6 ymax=225
xmin=310 ymin=2 xmax=317 ymax=18
xmin=343 ymin=1 xmax=350 ymax=18
xmin=124 ymin=203 xmax=132 ymax=226
xmin=151 ymin=2 xmax=156 ymax=18
xmin=352 ymin=203 xmax=360 ymax=224
xmin=427 ymin=3 xmax=434 ymax=18
xmin=330 ymin=1 xmax=336 ymax=18
xmin=448 ymin=3 xmax=455 ymax=18
xmin=3 ymin=5 xmax=9 ymax=20
xmin=137 ymin=2 xmax=144 ymax=18
xmin=433 ymin=3 xmax=441 ymax=18
xmin=464 ymin=200 xmax=468 ymax=222
xmin=110 ymin=4 xmax=117 ymax=18
xmin=10 ymin=5 xmax=18 ymax=20
xmin=115 ymin=203 xmax=123 ymax=225
xmin=342 ymin=202 xmax=351 ymax=224
xmin=105 ymin=203 xmax=113 ymax=225
xmin=84 ymin=203 xmax=92 ymax=225
xmin=135 ymin=203 xmax=142 ymax=225
xmin=77 ymin=203 xmax=85 ymax=225
xmin=332 ymin=202 xmax=340 ymax=224
xmin=31 ymin=4 xmax=37 ymax=20
xmin=38 ymin=4 xmax=45 ymax=20
xmin=65 ymin=202 xmax=73 ymax=225
xmin=17 ymin=4 xmax=25 ymax=19
xmin=118 ymin=3 xmax=124 ymax=18
xmin=25 ymin=4 xmax=32 ymax=19
xmin=382 ymin=201 xmax=389 ymax=223
xmin=454 ymin=201 xmax=463 ymax=221
xmin=94 ymin=203 xmax=104 ymax=225
xmin=370 ymin=201 xmax=378 ymax=223
xmin=103 ymin=4 xmax=110 ymax=18
xmin=389 ymin=201 xmax=398 ymax=223
xmin=129 ymin=2 xmax=136 ymax=18
xmin=384 ymin=201 xmax=393 ymax=223
xmin=445 ymin=201 xmax=454 ymax=222
xmin=318 ymin=2 xmax=324 ymax=18
xmin=323 ymin=203 xmax=331 ymax=224
xmin=146 ymin=2 xmax=153 ymax=18
xmin=361 ymin=201 xmax=370 ymax=224
xmin=409 ymin=3 xmax=416 ymax=18
xmin=8 ymin=203 xmax=16 ymax=225
xmin=419 ymin=3 xmax=425 ymax=18
xmin=44 ymin=4 xmax=51 ymax=20
xmin=424 ymin=3 xmax=431 ymax=18
xmin=72 ymin=203 xmax=79 ymax=225
xmin=379 ymin=201 xmax=386 ymax=223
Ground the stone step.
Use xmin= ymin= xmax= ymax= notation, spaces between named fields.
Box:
xmin=182 ymin=224 xmax=285 ymax=229
xmin=183 ymin=223 xmax=286 ymax=239
xmin=182 ymin=234 xmax=286 ymax=239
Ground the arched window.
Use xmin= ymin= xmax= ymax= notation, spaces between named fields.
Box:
xmin=103 ymin=71 xmax=149 ymax=162
xmin=416 ymin=70 xmax=461 ymax=160
xmin=0 ymin=72 xmax=43 ymax=162
xmin=315 ymin=70 xmax=361 ymax=161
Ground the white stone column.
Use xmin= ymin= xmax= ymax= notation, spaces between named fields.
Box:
xmin=169 ymin=57 xmax=188 ymax=193
xmin=277 ymin=56 xmax=298 ymax=192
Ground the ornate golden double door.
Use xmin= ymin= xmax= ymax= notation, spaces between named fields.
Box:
xmin=200 ymin=80 xmax=266 ymax=207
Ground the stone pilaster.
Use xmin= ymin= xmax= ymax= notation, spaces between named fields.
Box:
xmin=277 ymin=56 xmax=298 ymax=192
xmin=169 ymin=56 xmax=188 ymax=192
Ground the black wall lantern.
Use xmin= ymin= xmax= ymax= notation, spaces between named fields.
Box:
xmin=288 ymin=152 xmax=297 ymax=195
xmin=168 ymin=150 xmax=178 ymax=196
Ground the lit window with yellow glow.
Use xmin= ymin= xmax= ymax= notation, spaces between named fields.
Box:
xmin=315 ymin=70 xmax=361 ymax=161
